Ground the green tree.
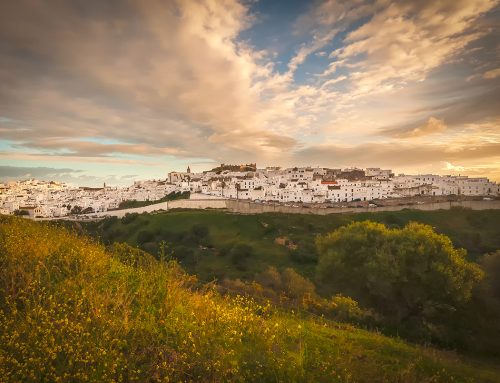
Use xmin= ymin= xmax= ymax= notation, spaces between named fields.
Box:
xmin=230 ymin=243 xmax=254 ymax=270
xmin=122 ymin=212 xmax=139 ymax=224
xmin=137 ymin=230 xmax=154 ymax=245
xmin=191 ymin=224 xmax=210 ymax=245
xmin=478 ymin=250 xmax=500 ymax=302
xmin=316 ymin=221 xmax=483 ymax=324
xmin=70 ymin=205 xmax=83 ymax=215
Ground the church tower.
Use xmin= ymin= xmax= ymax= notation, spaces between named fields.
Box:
xmin=187 ymin=165 xmax=191 ymax=174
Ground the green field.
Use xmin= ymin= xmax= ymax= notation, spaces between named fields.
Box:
xmin=82 ymin=208 xmax=500 ymax=285
xmin=2 ymin=216 xmax=500 ymax=382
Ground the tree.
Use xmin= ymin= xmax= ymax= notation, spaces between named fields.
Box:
xmin=191 ymin=224 xmax=209 ymax=244
xmin=137 ymin=230 xmax=155 ymax=245
xmin=230 ymin=243 xmax=254 ymax=270
xmin=316 ymin=221 xmax=483 ymax=324
xmin=289 ymin=243 xmax=317 ymax=264
xmin=13 ymin=209 xmax=29 ymax=216
xmin=122 ymin=212 xmax=139 ymax=224
xmin=479 ymin=250 xmax=500 ymax=302
xmin=70 ymin=205 xmax=82 ymax=215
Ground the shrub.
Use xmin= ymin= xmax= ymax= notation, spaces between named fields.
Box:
xmin=230 ymin=243 xmax=254 ymax=270
xmin=121 ymin=212 xmax=139 ymax=224
xmin=256 ymin=266 xmax=282 ymax=291
xmin=329 ymin=294 xmax=364 ymax=322
xmin=137 ymin=229 xmax=155 ymax=245
xmin=281 ymin=268 xmax=315 ymax=301
xmin=478 ymin=250 xmax=500 ymax=303
xmin=289 ymin=244 xmax=317 ymax=264
xmin=316 ymin=221 xmax=484 ymax=327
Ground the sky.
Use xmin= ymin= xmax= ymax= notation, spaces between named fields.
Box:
xmin=0 ymin=0 xmax=499 ymax=186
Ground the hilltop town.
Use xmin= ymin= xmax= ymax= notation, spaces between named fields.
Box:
xmin=1 ymin=164 xmax=499 ymax=218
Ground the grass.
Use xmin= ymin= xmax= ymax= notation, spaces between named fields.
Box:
xmin=82 ymin=208 xmax=500 ymax=284
xmin=1 ymin=216 xmax=500 ymax=382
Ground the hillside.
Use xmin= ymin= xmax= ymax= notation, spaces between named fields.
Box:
xmin=82 ymin=208 xmax=500 ymax=284
xmin=1 ymin=216 xmax=499 ymax=382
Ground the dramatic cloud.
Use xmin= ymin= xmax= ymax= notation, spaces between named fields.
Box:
xmin=0 ymin=0 xmax=499 ymax=183
xmin=0 ymin=0 xmax=299 ymax=160
xmin=325 ymin=0 xmax=497 ymax=97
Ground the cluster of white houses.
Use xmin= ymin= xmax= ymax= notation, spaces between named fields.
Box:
xmin=1 ymin=164 xmax=498 ymax=218
xmin=0 ymin=179 xmax=177 ymax=218
xmin=169 ymin=165 xmax=499 ymax=203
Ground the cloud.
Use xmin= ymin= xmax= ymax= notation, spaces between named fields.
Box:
xmin=0 ymin=165 xmax=147 ymax=187
xmin=443 ymin=162 xmax=466 ymax=171
xmin=296 ymin=140 xmax=500 ymax=167
xmin=0 ymin=166 xmax=81 ymax=178
xmin=295 ymin=139 xmax=500 ymax=180
xmin=384 ymin=117 xmax=447 ymax=138
xmin=0 ymin=0 xmax=498 ymax=181
xmin=0 ymin=0 xmax=299 ymax=161
xmin=15 ymin=139 xmax=185 ymax=157
xmin=287 ymin=29 xmax=338 ymax=74
xmin=320 ymin=0 xmax=498 ymax=99
xmin=483 ymin=68 xmax=500 ymax=79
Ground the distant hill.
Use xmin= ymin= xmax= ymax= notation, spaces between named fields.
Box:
xmin=1 ymin=216 xmax=499 ymax=382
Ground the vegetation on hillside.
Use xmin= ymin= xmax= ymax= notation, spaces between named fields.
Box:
xmin=83 ymin=209 xmax=500 ymax=283
xmin=1 ymin=216 xmax=500 ymax=382
xmin=79 ymin=209 xmax=500 ymax=357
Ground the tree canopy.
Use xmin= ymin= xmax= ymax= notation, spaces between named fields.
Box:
xmin=316 ymin=221 xmax=483 ymax=325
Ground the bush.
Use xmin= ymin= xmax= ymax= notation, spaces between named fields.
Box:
xmin=281 ymin=268 xmax=315 ymax=301
xmin=136 ymin=230 xmax=155 ymax=245
xmin=174 ymin=245 xmax=197 ymax=267
xmin=121 ymin=212 xmax=139 ymax=224
xmin=102 ymin=216 xmax=118 ymax=230
xmin=479 ymin=250 xmax=500 ymax=303
xmin=289 ymin=244 xmax=317 ymax=264
xmin=230 ymin=243 xmax=254 ymax=270
xmin=190 ymin=224 xmax=210 ymax=245
xmin=329 ymin=294 xmax=364 ymax=322
xmin=191 ymin=223 xmax=209 ymax=239
xmin=70 ymin=205 xmax=83 ymax=214
xmin=316 ymin=221 xmax=483 ymax=328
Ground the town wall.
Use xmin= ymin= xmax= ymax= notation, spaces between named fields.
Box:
xmin=84 ymin=198 xmax=500 ymax=220
xmin=224 ymin=199 xmax=500 ymax=215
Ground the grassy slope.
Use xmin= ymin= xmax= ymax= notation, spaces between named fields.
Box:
xmin=83 ymin=208 xmax=500 ymax=283
xmin=1 ymin=217 xmax=499 ymax=382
